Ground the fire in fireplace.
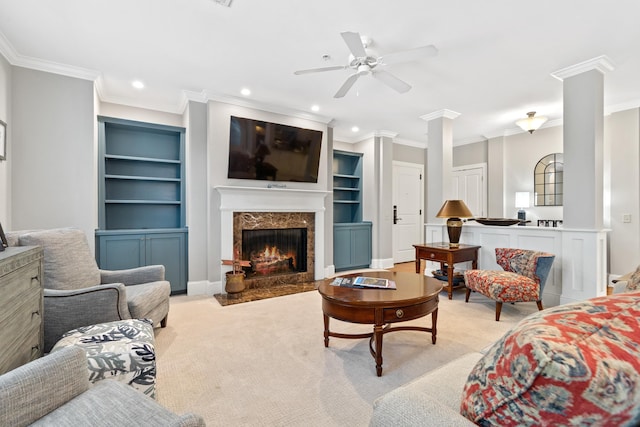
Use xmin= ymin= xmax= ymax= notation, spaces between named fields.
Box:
xmin=242 ymin=228 xmax=307 ymax=277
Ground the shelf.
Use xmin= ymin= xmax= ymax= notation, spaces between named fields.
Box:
xmin=105 ymin=174 xmax=181 ymax=182
xmin=333 ymin=173 xmax=359 ymax=179
xmin=105 ymin=154 xmax=181 ymax=164
xmin=334 ymin=187 xmax=359 ymax=192
xmin=334 ymin=200 xmax=360 ymax=204
xmin=105 ymin=200 xmax=181 ymax=204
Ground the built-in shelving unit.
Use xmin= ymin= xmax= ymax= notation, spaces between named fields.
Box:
xmin=96 ymin=117 xmax=188 ymax=294
xmin=332 ymin=150 xmax=372 ymax=271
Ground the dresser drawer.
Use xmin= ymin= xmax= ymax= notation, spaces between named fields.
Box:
xmin=0 ymin=262 xmax=41 ymax=302
xmin=0 ymin=320 xmax=42 ymax=374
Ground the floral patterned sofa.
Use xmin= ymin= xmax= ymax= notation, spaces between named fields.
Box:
xmin=370 ymin=291 xmax=640 ymax=426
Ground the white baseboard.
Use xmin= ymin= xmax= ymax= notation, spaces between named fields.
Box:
xmin=370 ymin=258 xmax=394 ymax=269
xmin=187 ymin=280 xmax=221 ymax=296
xmin=324 ymin=265 xmax=335 ymax=278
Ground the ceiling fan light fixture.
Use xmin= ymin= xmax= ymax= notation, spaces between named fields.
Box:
xmin=516 ymin=111 xmax=548 ymax=134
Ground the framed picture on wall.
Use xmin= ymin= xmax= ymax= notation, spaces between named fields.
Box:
xmin=0 ymin=120 xmax=6 ymax=161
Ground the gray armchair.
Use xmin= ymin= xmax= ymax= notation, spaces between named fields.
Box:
xmin=0 ymin=346 xmax=205 ymax=426
xmin=8 ymin=228 xmax=171 ymax=352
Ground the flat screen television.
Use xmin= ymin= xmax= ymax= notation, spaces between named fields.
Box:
xmin=227 ymin=115 xmax=323 ymax=183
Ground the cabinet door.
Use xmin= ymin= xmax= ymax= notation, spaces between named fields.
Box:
xmin=146 ymin=233 xmax=187 ymax=294
xmin=98 ymin=234 xmax=146 ymax=270
xmin=350 ymin=226 xmax=372 ymax=269
xmin=333 ymin=227 xmax=353 ymax=271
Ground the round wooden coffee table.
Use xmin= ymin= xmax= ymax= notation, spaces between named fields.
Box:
xmin=318 ymin=271 xmax=443 ymax=376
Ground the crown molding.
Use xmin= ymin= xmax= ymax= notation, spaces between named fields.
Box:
xmin=420 ymin=109 xmax=461 ymax=122
xmin=551 ymin=55 xmax=615 ymax=81
xmin=204 ymin=90 xmax=333 ymax=124
xmin=0 ymin=31 xmax=100 ymax=81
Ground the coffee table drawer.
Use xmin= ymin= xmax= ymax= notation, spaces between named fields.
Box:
xmin=383 ymin=298 xmax=438 ymax=323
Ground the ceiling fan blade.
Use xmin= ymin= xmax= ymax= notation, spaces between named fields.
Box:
xmin=294 ymin=65 xmax=346 ymax=75
xmin=334 ymin=73 xmax=360 ymax=98
xmin=341 ymin=31 xmax=367 ymax=58
xmin=372 ymin=70 xmax=411 ymax=93
xmin=379 ymin=45 xmax=438 ymax=66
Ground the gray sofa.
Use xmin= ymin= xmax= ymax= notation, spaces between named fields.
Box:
xmin=0 ymin=346 xmax=205 ymax=426
xmin=7 ymin=228 xmax=171 ymax=352
xmin=370 ymin=352 xmax=480 ymax=426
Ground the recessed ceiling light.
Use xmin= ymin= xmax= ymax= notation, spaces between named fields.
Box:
xmin=132 ymin=80 xmax=144 ymax=89
xmin=351 ymin=126 xmax=359 ymax=132
xmin=311 ymin=105 xmax=320 ymax=112
xmin=241 ymin=88 xmax=251 ymax=96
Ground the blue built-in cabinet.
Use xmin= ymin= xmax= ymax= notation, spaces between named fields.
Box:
xmin=96 ymin=116 xmax=188 ymax=294
xmin=333 ymin=150 xmax=372 ymax=272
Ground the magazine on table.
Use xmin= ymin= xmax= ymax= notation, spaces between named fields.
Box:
xmin=331 ymin=276 xmax=397 ymax=289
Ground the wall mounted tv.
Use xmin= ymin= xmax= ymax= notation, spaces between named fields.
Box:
xmin=227 ymin=116 xmax=323 ymax=183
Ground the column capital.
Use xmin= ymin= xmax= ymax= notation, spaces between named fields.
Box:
xmin=420 ymin=109 xmax=461 ymax=122
xmin=551 ymin=55 xmax=615 ymax=81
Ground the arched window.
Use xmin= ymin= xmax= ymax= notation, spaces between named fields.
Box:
xmin=534 ymin=153 xmax=563 ymax=206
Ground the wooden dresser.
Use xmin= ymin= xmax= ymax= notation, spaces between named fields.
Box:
xmin=0 ymin=246 xmax=44 ymax=374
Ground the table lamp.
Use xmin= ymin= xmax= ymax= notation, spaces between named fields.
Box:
xmin=515 ymin=191 xmax=530 ymax=225
xmin=436 ymin=200 xmax=473 ymax=247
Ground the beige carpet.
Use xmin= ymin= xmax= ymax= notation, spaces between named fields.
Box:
xmin=154 ymin=285 xmax=537 ymax=426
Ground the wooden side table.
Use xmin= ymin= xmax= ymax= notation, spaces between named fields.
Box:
xmin=413 ymin=242 xmax=481 ymax=300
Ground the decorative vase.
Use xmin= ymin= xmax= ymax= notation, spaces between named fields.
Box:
xmin=225 ymin=271 xmax=245 ymax=297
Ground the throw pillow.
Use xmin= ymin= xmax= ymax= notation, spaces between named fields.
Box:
xmin=627 ymin=265 xmax=640 ymax=291
xmin=19 ymin=228 xmax=101 ymax=290
xmin=460 ymin=292 xmax=640 ymax=426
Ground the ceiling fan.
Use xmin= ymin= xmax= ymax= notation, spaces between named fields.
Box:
xmin=294 ymin=31 xmax=438 ymax=98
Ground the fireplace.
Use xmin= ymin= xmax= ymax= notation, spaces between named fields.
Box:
xmin=233 ymin=211 xmax=315 ymax=288
xmin=216 ymin=186 xmax=328 ymax=296
xmin=242 ymin=228 xmax=307 ymax=276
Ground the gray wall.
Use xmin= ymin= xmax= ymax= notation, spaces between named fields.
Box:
xmin=185 ymin=101 xmax=209 ymax=283
xmin=0 ymin=54 xmax=11 ymax=227
xmin=393 ymin=143 xmax=424 ymax=164
xmin=453 ymin=141 xmax=487 ymax=167
xmin=11 ymin=68 xmax=96 ymax=245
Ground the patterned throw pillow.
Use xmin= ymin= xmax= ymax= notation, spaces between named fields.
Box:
xmin=460 ymin=292 xmax=640 ymax=426
xmin=628 ymin=265 xmax=640 ymax=291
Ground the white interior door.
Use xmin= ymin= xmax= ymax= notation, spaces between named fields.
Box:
xmin=452 ymin=164 xmax=486 ymax=217
xmin=392 ymin=161 xmax=424 ymax=263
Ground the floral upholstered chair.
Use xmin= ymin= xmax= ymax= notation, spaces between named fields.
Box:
xmin=463 ymin=248 xmax=555 ymax=321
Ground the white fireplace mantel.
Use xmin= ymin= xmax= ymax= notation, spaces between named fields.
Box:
xmin=215 ymin=186 xmax=330 ymax=288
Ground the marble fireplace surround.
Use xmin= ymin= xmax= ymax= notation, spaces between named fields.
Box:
xmin=216 ymin=186 xmax=329 ymax=291
xmin=234 ymin=211 xmax=314 ymax=288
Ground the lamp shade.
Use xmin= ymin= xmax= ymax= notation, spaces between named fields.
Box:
xmin=436 ymin=200 xmax=473 ymax=218
xmin=516 ymin=111 xmax=548 ymax=134
xmin=515 ymin=192 xmax=530 ymax=209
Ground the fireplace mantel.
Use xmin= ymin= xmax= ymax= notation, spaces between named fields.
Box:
xmin=215 ymin=185 xmax=329 ymax=288
xmin=216 ymin=186 xmax=329 ymax=212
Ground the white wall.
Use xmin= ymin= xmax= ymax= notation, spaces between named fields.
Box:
xmin=503 ymin=126 xmax=564 ymax=223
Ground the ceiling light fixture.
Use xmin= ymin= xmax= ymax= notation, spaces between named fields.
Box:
xmin=240 ymin=88 xmax=251 ymax=96
xmin=311 ymin=105 xmax=320 ymax=112
xmin=351 ymin=126 xmax=359 ymax=132
xmin=516 ymin=111 xmax=548 ymax=134
xmin=131 ymin=80 xmax=144 ymax=89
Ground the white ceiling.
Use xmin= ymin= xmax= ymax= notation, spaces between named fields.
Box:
xmin=1 ymin=0 xmax=640 ymax=145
